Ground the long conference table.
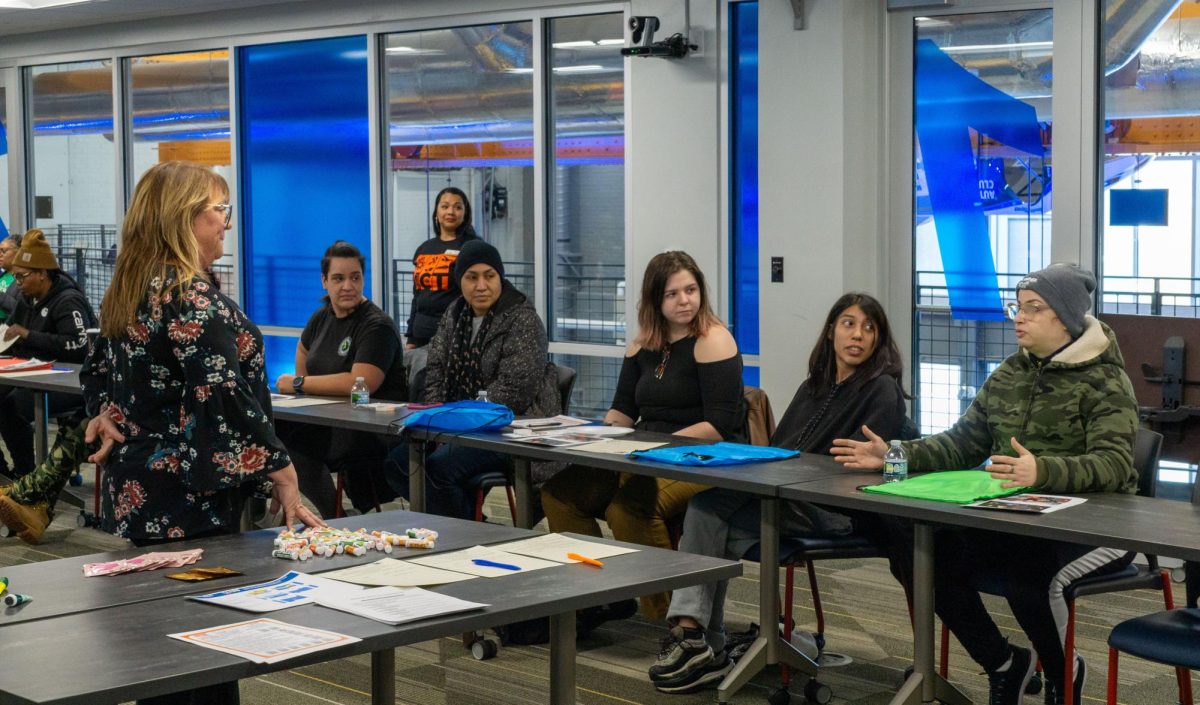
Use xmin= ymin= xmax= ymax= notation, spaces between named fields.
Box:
xmin=7 ymin=367 xmax=1200 ymax=705
xmin=0 ymin=510 xmax=741 ymax=705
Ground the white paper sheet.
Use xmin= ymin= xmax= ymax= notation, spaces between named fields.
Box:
xmin=496 ymin=534 xmax=640 ymax=563
xmin=314 ymin=585 xmax=488 ymax=625
xmin=320 ymin=557 xmax=476 ymax=587
xmin=188 ymin=571 xmax=361 ymax=612
xmin=409 ymin=545 xmax=564 ymax=577
xmin=965 ymin=493 xmax=1087 ymax=514
xmin=169 ymin=618 xmax=360 ymax=664
xmin=571 ymin=440 xmax=666 ymax=454
xmin=0 ymin=326 xmax=14 ymax=354
xmin=0 ymin=367 xmax=70 ymax=378
xmin=509 ymin=415 xmax=590 ymax=429
xmin=508 ymin=425 xmax=635 ymax=438
xmin=269 ymin=395 xmax=343 ymax=408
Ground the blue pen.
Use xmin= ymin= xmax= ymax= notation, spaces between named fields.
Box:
xmin=471 ymin=558 xmax=521 ymax=571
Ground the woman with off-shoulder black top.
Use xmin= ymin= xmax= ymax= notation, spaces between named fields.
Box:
xmin=541 ymin=251 xmax=745 ymax=620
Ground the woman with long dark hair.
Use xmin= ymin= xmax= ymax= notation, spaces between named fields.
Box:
xmin=647 ymin=292 xmax=909 ymax=695
xmin=405 ymin=186 xmax=478 ymax=387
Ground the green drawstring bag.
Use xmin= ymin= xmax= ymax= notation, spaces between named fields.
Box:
xmin=861 ymin=469 xmax=1027 ymax=503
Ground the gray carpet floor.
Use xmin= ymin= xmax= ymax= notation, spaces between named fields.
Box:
xmin=1 ymin=468 xmax=1193 ymax=705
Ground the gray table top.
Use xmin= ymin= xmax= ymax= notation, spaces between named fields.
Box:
xmin=0 ymin=363 xmax=81 ymax=394
xmin=0 ymin=532 xmax=741 ymax=705
xmin=780 ymin=470 xmax=1200 ymax=562
xmin=272 ymin=397 xmax=404 ymax=433
xmin=406 ymin=427 xmax=846 ymax=496
xmin=0 ymin=511 xmax=538 ymax=626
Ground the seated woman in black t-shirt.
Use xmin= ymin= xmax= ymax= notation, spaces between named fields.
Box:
xmin=275 ymin=241 xmax=407 ymax=518
xmin=541 ymin=251 xmax=745 ymax=620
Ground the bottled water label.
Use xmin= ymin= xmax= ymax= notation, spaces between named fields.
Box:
xmin=351 ymin=390 xmax=369 ymax=407
xmin=883 ymin=459 xmax=907 ymax=482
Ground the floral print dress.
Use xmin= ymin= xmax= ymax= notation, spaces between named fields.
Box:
xmin=80 ymin=271 xmax=290 ymax=540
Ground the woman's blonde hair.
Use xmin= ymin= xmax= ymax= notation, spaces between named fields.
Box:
xmin=101 ymin=161 xmax=226 ymax=337
xmin=635 ymin=250 xmax=722 ymax=351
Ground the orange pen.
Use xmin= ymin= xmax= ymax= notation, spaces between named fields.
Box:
xmin=567 ymin=552 xmax=604 ymax=567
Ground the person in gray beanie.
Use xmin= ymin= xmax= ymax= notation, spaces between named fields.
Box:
xmin=1015 ymin=263 xmax=1096 ymax=340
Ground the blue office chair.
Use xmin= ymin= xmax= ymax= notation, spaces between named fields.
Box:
xmin=1104 ymin=469 xmax=1200 ymax=705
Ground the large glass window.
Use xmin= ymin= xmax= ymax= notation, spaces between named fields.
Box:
xmin=0 ymin=85 xmax=9 ymax=238
xmin=912 ymin=10 xmax=1052 ymax=433
xmin=384 ymin=22 xmax=535 ymax=328
xmin=730 ymin=1 xmax=759 ymax=362
xmin=28 ymin=60 xmax=116 ymax=310
xmin=127 ymin=51 xmax=236 ymax=297
xmin=1099 ymin=2 xmax=1200 ymax=317
xmin=546 ymin=14 xmax=625 ymax=348
xmin=239 ymin=36 xmax=370 ymax=378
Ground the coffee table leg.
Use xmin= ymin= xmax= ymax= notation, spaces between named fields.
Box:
xmin=549 ymin=611 xmax=577 ymax=704
xmin=889 ymin=522 xmax=968 ymax=705
xmin=513 ymin=458 xmax=535 ymax=529
xmin=408 ymin=441 xmax=425 ymax=513
xmin=371 ymin=648 xmax=395 ymax=705
xmin=34 ymin=391 xmax=49 ymax=465
xmin=718 ymin=497 xmax=817 ymax=703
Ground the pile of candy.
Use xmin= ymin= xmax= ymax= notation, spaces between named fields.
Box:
xmin=271 ymin=527 xmax=439 ymax=561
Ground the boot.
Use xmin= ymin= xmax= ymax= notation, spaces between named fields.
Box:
xmin=0 ymin=495 xmax=50 ymax=545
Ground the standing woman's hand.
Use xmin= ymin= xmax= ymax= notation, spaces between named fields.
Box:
xmin=84 ymin=415 xmax=126 ymax=465
xmin=268 ymin=464 xmax=326 ymax=531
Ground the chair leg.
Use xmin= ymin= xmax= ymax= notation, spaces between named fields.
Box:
xmin=474 ymin=489 xmax=485 ymax=522
xmin=333 ymin=471 xmax=345 ymax=519
xmin=1106 ymin=648 xmax=1118 ymax=705
xmin=806 ymin=560 xmax=825 ymax=637
xmin=1064 ymin=602 xmax=1076 ymax=705
xmin=93 ymin=464 xmax=101 ymax=515
xmin=505 ymin=485 xmax=517 ymax=525
xmin=781 ymin=563 xmax=795 ymax=688
xmin=939 ymin=622 xmax=949 ymax=678
xmin=1157 ymin=570 xmax=1194 ymax=705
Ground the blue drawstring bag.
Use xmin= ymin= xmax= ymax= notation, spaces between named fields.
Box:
xmin=628 ymin=442 xmax=798 ymax=467
xmin=400 ymin=400 xmax=514 ymax=433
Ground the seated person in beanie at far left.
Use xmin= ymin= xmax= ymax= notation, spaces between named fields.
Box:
xmin=274 ymin=240 xmax=406 ymax=518
xmin=384 ymin=238 xmax=562 ymax=520
xmin=0 ymin=229 xmax=97 ymax=479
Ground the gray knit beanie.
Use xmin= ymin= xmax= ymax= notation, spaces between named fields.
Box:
xmin=1016 ymin=263 xmax=1096 ymax=339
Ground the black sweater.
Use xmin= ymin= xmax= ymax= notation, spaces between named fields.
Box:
xmin=771 ymin=373 xmax=907 ymax=454
xmin=611 ymin=336 xmax=747 ymax=443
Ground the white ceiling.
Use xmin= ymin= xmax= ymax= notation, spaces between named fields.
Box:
xmin=0 ymin=0 xmax=312 ymax=37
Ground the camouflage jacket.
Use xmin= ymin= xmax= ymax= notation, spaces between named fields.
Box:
xmin=903 ymin=316 xmax=1138 ymax=493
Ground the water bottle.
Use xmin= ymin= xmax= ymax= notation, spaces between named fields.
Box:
xmin=351 ymin=376 xmax=370 ymax=408
xmin=475 ymin=389 xmax=490 ymax=403
xmin=883 ymin=440 xmax=908 ymax=482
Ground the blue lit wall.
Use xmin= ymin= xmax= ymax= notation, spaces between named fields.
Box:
xmin=239 ymin=36 xmax=370 ymax=336
xmin=731 ymin=1 xmax=759 ymax=366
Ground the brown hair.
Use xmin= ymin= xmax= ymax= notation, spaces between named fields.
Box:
xmin=101 ymin=161 xmax=226 ymax=337
xmin=636 ymin=251 xmax=722 ymax=351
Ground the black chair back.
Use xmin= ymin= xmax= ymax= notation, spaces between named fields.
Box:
xmin=1133 ymin=427 xmax=1164 ymax=499
xmin=555 ymin=365 xmax=576 ymax=415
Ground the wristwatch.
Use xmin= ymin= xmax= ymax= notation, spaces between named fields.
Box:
xmin=292 ymin=376 xmax=305 ymax=394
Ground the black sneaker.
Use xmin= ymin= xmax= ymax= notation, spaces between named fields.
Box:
xmin=649 ymin=626 xmax=713 ymax=682
xmin=726 ymin=623 xmax=761 ymax=662
xmin=654 ymin=649 xmax=734 ymax=694
xmin=1043 ymin=656 xmax=1085 ymax=705
xmin=987 ymin=644 xmax=1035 ymax=705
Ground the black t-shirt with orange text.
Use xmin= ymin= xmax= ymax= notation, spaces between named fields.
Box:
xmin=406 ymin=235 xmax=469 ymax=346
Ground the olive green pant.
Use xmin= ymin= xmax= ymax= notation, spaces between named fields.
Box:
xmin=8 ymin=416 xmax=89 ymax=509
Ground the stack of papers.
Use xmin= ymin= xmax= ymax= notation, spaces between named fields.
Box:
xmin=188 ymin=571 xmax=358 ymax=612
xmin=321 ymin=558 xmax=476 ymax=587
xmin=84 ymin=549 xmax=205 ymax=577
xmin=965 ymin=493 xmax=1086 ymax=514
xmin=169 ymin=618 xmax=360 ymax=664
xmin=408 ymin=545 xmax=563 ymax=578
xmin=497 ymin=534 xmax=641 ymax=563
xmin=509 ymin=415 xmax=590 ymax=429
xmin=314 ymin=586 xmax=487 ymax=625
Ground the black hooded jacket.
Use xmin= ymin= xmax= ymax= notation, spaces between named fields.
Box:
xmin=10 ymin=271 xmax=97 ymax=362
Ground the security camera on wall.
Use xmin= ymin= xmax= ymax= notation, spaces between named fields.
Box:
xmin=621 ymin=15 xmax=697 ymax=59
